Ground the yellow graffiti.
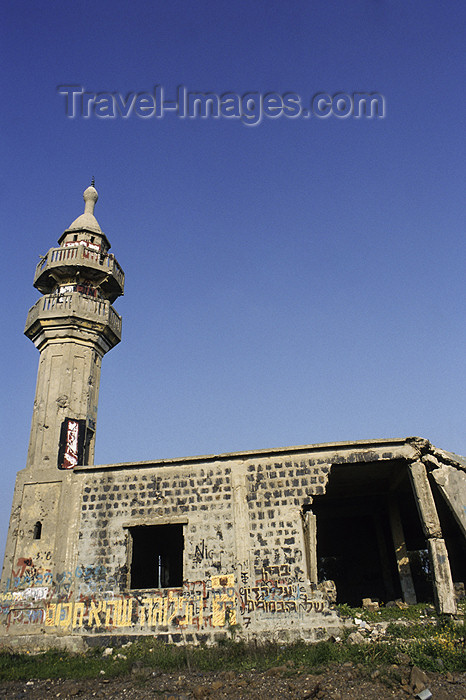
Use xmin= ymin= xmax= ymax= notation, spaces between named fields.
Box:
xmin=39 ymin=574 xmax=238 ymax=631
xmin=139 ymin=596 xmax=169 ymax=626
xmin=178 ymin=599 xmax=193 ymax=626
xmin=89 ymin=600 xmax=103 ymax=626
xmin=211 ymin=574 xmax=236 ymax=627
xmin=73 ymin=602 xmax=85 ymax=627
xmin=45 ymin=599 xmax=133 ymax=628
xmin=139 ymin=594 xmax=195 ymax=628
xmin=45 ymin=604 xmax=56 ymax=626
xmin=59 ymin=603 xmax=73 ymax=627
xmin=108 ymin=599 xmax=132 ymax=627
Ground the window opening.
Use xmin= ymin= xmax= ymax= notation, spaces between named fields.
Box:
xmin=33 ymin=521 xmax=42 ymax=540
xmin=129 ymin=524 xmax=184 ymax=589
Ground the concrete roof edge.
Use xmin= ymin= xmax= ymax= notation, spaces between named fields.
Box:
xmin=428 ymin=446 xmax=466 ymax=471
xmin=75 ymin=436 xmax=423 ymax=473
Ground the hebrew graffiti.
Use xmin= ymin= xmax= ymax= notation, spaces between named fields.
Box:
xmin=1 ymin=557 xmax=331 ymax=634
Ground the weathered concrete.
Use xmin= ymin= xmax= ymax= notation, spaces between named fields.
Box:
xmin=408 ymin=461 xmax=456 ymax=614
xmin=428 ymin=538 xmax=457 ymax=615
xmin=430 ymin=462 xmax=466 ymax=540
xmin=303 ymin=510 xmax=318 ymax=585
xmin=388 ymin=497 xmax=417 ymax=605
xmin=408 ymin=461 xmax=443 ymax=539
xmin=23 ymin=185 xmax=123 ymax=471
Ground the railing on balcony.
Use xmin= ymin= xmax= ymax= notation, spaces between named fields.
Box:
xmin=25 ymin=293 xmax=122 ymax=338
xmin=35 ymin=245 xmax=125 ymax=289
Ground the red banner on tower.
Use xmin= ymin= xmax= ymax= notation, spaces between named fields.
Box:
xmin=58 ymin=418 xmax=86 ymax=469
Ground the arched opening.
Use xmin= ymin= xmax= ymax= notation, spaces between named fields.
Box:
xmin=33 ymin=521 xmax=42 ymax=540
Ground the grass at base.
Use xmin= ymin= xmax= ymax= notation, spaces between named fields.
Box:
xmin=0 ymin=603 xmax=464 ymax=681
xmin=0 ymin=633 xmax=464 ymax=681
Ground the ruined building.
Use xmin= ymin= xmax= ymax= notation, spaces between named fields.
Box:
xmin=1 ymin=185 xmax=465 ymax=650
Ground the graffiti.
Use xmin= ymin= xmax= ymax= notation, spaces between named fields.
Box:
xmin=46 ymin=599 xmax=133 ymax=628
xmin=239 ymin=582 xmax=327 ymax=615
xmin=1 ymin=575 xmax=238 ymax=631
xmin=258 ymin=564 xmax=291 ymax=580
xmin=256 ymin=564 xmax=304 ymax=585
xmin=13 ymin=558 xmax=33 ymax=577
xmin=58 ymin=418 xmax=86 ymax=469
xmin=193 ymin=540 xmax=214 ymax=562
xmin=8 ymin=607 xmax=45 ymax=626
xmin=139 ymin=592 xmax=197 ymax=628
xmin=6 ymin=561 xmax=121 ymax=597
xmin=42 ymin=579 xmax=237 ymax=630
xmin=211 ymin=574 xmax=236 ymax=626
xmin=74 ymin=565 xmax=123 ymax=595
xmin=12 ymin=587 xmax=49 ymax=602
xmin=6 ymin=557 xmax=54 ymax=592
xmin=1 ymin=557 xmax=331 ymax=634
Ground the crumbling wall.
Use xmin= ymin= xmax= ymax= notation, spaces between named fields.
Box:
xmin=0 ymin=452 xmax=339 ymax=646
xmin=2 ymin=439 xmax=464 ymax=649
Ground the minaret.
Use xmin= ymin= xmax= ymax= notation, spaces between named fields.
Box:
xmin=0 ymin=183 xmax=124 ymax=591
xmin=24 ymin=182 xmax=124 ymax=470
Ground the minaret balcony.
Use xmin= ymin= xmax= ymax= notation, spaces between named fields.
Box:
xmin=25 ymin=292 xmax=122 ymax=346
xmin=34 ymin=245 xmax=125 ymax=303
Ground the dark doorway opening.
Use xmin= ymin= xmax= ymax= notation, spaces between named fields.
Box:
xmin=309 ymin=460 xmax=436 ymax=607
xmin=310 ymin=496 xmax=402 ymax=605
xmin=129 ymin=524 xmax=184 ymax=589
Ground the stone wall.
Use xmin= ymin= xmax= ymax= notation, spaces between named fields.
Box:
xmin=0 ymin=451 xmax=341 ymax=647
xmin=3 ymin=438 xmax=463 ymax=649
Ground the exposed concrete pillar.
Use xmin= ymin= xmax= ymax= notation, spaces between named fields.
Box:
xmin=408 ymin=461 xmax=443 ymax=537
xmin=388 ymin=497 xmax=417 ymax=604
xmin=408 ymin=461 xmax=456 ymax=614
xmin=427 ymin=539 xmax=457 ymax=614
xmin=231 ymin=462 xmax=252 ymax=580
xmin=303 ymin=510 xmax=318 ymax=584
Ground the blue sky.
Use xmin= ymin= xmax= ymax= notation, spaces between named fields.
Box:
xmin=1 ymin=0 xmax=465 ymax=554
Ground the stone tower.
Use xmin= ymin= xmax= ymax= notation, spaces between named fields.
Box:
xmin=24 ymin=182 xmax=124 ymax=471
xmin=1 ymin=183 xmax=124 ymax=587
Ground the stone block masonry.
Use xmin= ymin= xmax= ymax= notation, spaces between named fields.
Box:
xmin=0 ymin=445 xmax=349 ymax=648
xmin=72 ymin=454 xmax=338 ymax=641
xmin=1 ymin=438 xmax=466 ymax=650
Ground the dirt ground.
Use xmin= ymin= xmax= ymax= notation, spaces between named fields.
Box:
xmin=0 ymin=664 xmax=465 ymax=700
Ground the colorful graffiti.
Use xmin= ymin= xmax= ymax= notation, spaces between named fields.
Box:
xmin=5 ymin=563 xmax=121 ymax=598
xmin=3 ymin=580 xmax=236 ymax=631
xmin=1 ymin=558 xmax=330 ymax=634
